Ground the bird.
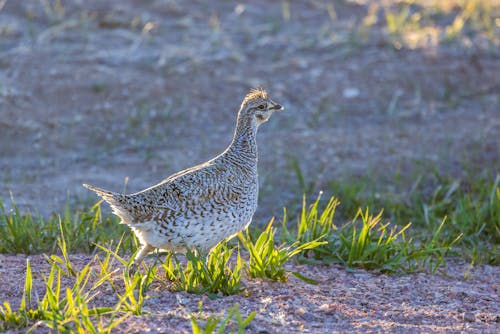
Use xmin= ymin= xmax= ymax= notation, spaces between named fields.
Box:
xmin=83 ymin=88 xmax=284 ymax=270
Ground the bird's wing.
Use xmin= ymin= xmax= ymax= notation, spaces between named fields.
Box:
xmin=84 ymin=160 xmax=232 ymax=223
xmin=130 ymin=161 xmax=227 ymax=213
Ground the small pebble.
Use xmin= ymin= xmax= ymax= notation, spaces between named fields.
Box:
xmin=342 ymin=87 xmax=360 ymax=99
xmin=463 ymin=312 xmax=475 ymax=322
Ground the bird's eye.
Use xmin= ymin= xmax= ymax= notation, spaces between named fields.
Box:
xmin=257 ymin=104 xmax=266 ymax=110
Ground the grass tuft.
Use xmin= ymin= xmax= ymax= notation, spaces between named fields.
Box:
xmin=331 ymin=209 xmax=461 ymax=273
xmin=329 ymin=174 xmax=500 ymax=264
xmin=0 ymin=256 xmax=123 ymax=333
xmin=281 ymin=192 xmax=339 ymax=262
xmin=161 ymin=243 xmax=244 ymax=296
xmin=282 ymin=192 xmax=462 ymax=273
xmin=0 ymin=198 xmax=133 ymax=255
xmin=190 ymin=302 xmax=255 ymax=334
xmin=238 ymin=218 xmax=326 ymax=282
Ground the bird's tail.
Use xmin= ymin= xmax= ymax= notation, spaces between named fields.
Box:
xmin=83 ymin=183 xmax=118 ymax=203
xmin=83 ymin=183 xmax=132 ymax=224
xmin=83 ymin=183 xmax=118 ymax=199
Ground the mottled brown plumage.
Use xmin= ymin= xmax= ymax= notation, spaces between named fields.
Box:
xmin=84 ymin=89 xmax=283 ymax=268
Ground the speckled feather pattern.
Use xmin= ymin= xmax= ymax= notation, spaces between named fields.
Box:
xmin=84 ymin=89 xmax=282 ymax=265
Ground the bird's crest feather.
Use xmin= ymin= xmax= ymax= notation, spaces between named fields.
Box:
xmin=242 ymin=88 xmax=268 ymax=106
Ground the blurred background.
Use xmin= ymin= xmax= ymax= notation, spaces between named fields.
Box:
xmin=0 ymin=0 xmax=498 ymax=221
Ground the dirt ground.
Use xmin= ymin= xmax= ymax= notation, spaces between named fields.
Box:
xmin=0 ymin=254 xmax=499 ymax=333
xmin=0 ymin=0 xmax=499 ymax=333
xmin=1 ymin=0 xmax=498 ymax=218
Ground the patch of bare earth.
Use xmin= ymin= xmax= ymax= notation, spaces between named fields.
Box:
xmin=1 ymin=0 xmax=499 ymax=333
xmin=0 ymin=254 xmax=498 ymax=333
xmin=0 ymin=0 xmax=498 ymax=217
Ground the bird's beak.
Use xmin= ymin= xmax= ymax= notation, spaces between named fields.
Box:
xmin=271 ymin=103 xmax=284 ymax=111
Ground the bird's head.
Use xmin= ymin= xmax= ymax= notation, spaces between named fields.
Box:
xmin=239 ymin=88 xmax=284 ymax=125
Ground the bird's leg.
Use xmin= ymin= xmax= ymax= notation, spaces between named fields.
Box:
xmin=129 ymin=243 xmax=154 ymax=275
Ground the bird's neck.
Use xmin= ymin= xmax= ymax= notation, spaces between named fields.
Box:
xmin=227 ymin=114 xmax=258 ymax=163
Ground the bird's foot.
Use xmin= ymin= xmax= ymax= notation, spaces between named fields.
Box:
xmin=127 ymin=262 xmax=139 ymax=277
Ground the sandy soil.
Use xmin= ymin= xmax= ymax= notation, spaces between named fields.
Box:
xmin=0 ymin=254 xmax=498 ymax=333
